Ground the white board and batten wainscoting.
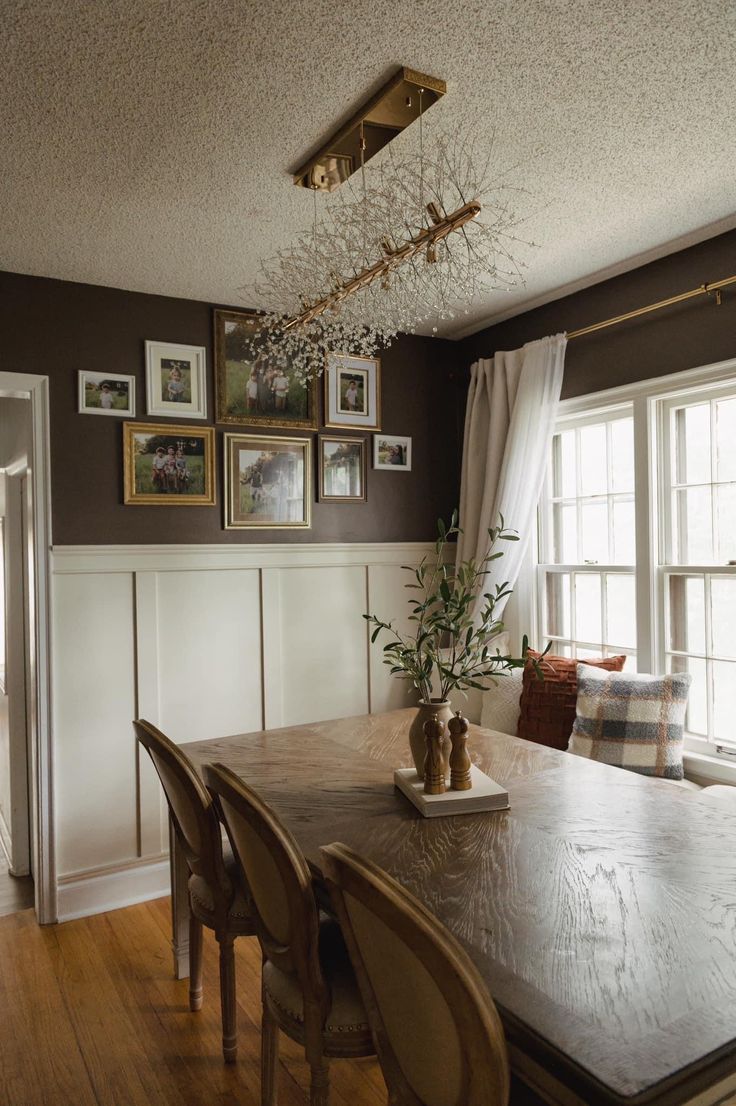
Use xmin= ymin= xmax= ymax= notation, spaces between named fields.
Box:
xmin=53 ymin=541 xmax=471 ymax=921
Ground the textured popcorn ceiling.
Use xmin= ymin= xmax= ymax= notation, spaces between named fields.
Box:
xmin=1 ymin=0 xmax=735 ymax=337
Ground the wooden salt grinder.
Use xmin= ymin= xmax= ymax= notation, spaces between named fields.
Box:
xmin=449 ymin=711 xmax=472 ymax=791
xmin=423 ymin=715 xmax=446 ymax=795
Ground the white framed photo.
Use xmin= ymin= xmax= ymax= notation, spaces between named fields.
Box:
xmin=145 ymin=340 xmax=207 ymax=420
xmin=78 ymin=370 xmax=136 ymax=416
xmin=324 ymin=352 xmax=381 ymax=430
xmin=374 ymin=434 xmax=412 ymax=471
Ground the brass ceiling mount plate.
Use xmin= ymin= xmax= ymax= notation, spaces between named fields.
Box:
xmin=293 ymin=66 xmax=446 ymax=192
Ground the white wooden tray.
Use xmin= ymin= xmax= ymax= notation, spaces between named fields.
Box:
xmin=394 ymin=765 xmax=509 ymax=818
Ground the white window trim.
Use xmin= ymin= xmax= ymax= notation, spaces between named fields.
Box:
xmin=525 ymin=355 xmax=736 ymax=786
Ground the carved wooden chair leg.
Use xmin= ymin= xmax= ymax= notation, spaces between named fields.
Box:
xmin=218 ymin=934 xmax=237 ymax=1063
xmin=260 ymin=998 xmax=279 ymax=1106
xmin=188 ymin=913 xmax=203 ymax=1012
xmin=308 ymin=1058 xmax=330 ymax=1106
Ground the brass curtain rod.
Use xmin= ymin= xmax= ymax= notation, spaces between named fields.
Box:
xmin=567 ymin=273 xmax=736 ymax=340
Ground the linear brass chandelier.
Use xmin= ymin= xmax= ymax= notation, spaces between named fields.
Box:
xmin=244 ymin=70 xmax=531 ymax=379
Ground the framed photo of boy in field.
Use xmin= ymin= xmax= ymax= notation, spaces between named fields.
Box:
xmin=78 ymin=371 xmax=135 ymax=416
xmin=224 ymin=434 xmax=311 ymax=529
xmin=214 ymin=309 xmax=317 ymax=429
xmin=324 ymin=352 xmax=380 ymax=430
xmin=123 ymin=423 xmax=216 ymax=506
xmin=145 ymin=340 xmax=207 ymax=419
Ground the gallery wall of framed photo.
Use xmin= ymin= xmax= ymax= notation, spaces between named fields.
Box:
xmin=0 ymin=268 xmax=463 ymax=544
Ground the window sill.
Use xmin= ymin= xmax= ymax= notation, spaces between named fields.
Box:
xmin=683 ymin=749 xmax=736 ymax=787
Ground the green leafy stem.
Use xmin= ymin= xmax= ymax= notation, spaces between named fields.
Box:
xmin=364 ymin=510 xmax=548 ymax=703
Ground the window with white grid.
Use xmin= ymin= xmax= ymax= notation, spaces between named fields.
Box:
xmin=661 ymin=387 xmax=736 ymax=752
xmin=529 ymin=363 xmax=736 ymax=767
xmin=538 ymin=410 xmax=637 ymax=668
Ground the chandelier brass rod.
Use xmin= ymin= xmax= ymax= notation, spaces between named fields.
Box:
xmin=282 ymin=200 xmax=481 ymax=331
xmin=567 ymin=274 xmax=736 ymax=340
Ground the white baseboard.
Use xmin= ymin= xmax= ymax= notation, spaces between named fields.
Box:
xmin=57 ymin=856 xmax=170 ymax=922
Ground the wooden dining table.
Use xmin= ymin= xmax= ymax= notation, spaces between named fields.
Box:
xmin=176 ymin=708 xmax=736 ymax=1106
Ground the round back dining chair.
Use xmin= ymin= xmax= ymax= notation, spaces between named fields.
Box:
xmin=203 ymin=762 xmax=373 ymax=1106
xmin=133 ymin=720 xmax=254 ymax=1062
xmin=321 ymin=842 xmax=510 ymax=1106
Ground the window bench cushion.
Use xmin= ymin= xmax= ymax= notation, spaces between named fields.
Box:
xmin=480 ymin=668 xmax=523 ymax=736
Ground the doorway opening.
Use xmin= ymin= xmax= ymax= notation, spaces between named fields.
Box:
xmin=0 ymin=376 xmax=54 ymax=923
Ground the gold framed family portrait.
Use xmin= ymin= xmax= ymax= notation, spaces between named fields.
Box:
xmin=123 ymin=423 xmax=216 ymax=505
xmin=214 ymin=309 xmax=318 ymax=430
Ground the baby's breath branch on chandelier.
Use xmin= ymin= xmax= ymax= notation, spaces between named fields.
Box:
xmin=241 ymin=127 xmax=535 ymax=382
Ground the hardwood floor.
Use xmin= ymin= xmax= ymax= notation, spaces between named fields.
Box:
xmin=0 ymin=896 xmax=388 ymax=1106
xmin=0 ymin=895 xmax=540 ymax=1105
xmin=0 ymin=853 xmax=33 ymax=917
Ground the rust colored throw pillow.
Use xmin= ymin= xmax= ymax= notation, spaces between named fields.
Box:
xmin=517 ymin=650 xmax=627 ymax=750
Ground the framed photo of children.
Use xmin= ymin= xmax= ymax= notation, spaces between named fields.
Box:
xmin=374 ymin=434 xmax=412 ymax=471
xmin=318 ymin=436 xmax=366 ymax=502
xmin=323 ymin=352 xmax=381 ymax=431
xmin=224 ymin=434 xmax=311 ymax=529
xmin=78 ymin=371 xmax=135 ymax=416
xmin=145 ymin=340 xmax=207 ymax=419
xmin=123 ymin=423 xmax=216 ymax=506
xmin=214 ymin=309 xmax=317 ymax=429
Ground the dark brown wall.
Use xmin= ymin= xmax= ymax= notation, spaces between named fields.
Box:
xmin=0 ymin=270 xmax=462 ymax=544
xmin=460 ymin=229 xmax=736 ymax=399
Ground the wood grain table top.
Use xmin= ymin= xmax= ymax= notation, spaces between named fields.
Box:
xmin=182 ymin=709 xmax=736 ymax=1106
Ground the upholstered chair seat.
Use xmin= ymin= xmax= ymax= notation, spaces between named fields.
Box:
xmin=188 ymin=843 xmax=254 ymax=925
xmin=262 ymin=915 xmax=372 ymax=1047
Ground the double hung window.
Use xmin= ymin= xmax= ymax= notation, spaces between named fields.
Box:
xmin=661 ymin=387 xmax=736 ymax=752
xmin=538 ymin=411 xmax=636 ymax=668
xmin=534 ymin=360 xmax=736 ymax=761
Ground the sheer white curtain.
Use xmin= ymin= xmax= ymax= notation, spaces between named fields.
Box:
xmin=456 ymin=334 xmax=567 ymax=622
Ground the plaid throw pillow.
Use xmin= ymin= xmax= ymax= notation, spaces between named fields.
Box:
xmin=568 ymin=664 xmax=692 ymax=780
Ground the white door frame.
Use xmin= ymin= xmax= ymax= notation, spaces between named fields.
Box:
xmin=2 ymin=469 xmax=31 ymax=876
xmin=0 ymin=374 xmax=55 ymax=923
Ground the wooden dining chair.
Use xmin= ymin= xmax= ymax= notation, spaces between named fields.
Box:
xmin=321 ymin=841 xmax=510 ymax=1106
xmin=203 ymin=762 xmax=374 ymax=1106
xmin=133 ymin=720 xmax=255 ymax=1062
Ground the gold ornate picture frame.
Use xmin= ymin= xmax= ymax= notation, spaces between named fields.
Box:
xmin=123 ymin=422 xmax=216 ymax=505
xmin=214 ymin=309 xmax=317 ymax=429
xmin=224 ymin=433 xmax=311 ymax=529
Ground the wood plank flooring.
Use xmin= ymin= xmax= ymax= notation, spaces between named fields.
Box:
xmin=0 ymin=853 xmax=34 ymax=917
xmin=0 ymin=896 xmax=389 ymax=1106
xmin=0 ymin=895 xmax=540 ymax=1105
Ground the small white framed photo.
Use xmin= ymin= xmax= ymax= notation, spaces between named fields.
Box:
xmin=145 ymin=340 xmax=207 ymax=420
xmin=374 ymin=434 xmax=412 ymax=471
xmin=78 ymin=371 xmax=136 ymax=416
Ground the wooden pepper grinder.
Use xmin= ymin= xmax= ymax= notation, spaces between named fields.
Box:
xmin=449 ymin=711 xmax=472 ymax=791
xmin=423 ymin=714 xmax=446 ymax=795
